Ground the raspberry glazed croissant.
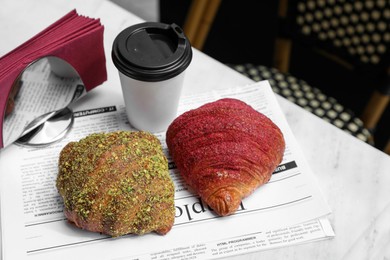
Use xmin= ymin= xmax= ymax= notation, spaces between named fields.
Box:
xmin=166 ymin=98 xmax=285 ymax=216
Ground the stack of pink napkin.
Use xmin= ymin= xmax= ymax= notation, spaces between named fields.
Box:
xmin=0 ymin=9 xmax=107 ymax=148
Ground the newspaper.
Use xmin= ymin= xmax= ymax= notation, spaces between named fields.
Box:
xmin=0 ymin=80 xmax=334 ymax=260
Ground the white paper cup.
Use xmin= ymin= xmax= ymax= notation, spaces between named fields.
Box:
xmin=112 ymin=22 xmax=192 ymax=132
xmin=118 ymin=70 xmax=186 ymax=132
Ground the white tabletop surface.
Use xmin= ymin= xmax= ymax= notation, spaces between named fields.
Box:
xmin=1 ymin=0 xmax=389 ymax=259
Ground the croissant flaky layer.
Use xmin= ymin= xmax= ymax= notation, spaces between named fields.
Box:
xmin=166 ymin=98 xmax=285 ymax=216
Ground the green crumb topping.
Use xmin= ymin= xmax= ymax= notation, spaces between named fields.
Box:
xmin=56 ymin=131 xmax=175 ymax=236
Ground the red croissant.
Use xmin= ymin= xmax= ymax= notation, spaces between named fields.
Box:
xmin=166 ymin=98 xmax=285 ymax=216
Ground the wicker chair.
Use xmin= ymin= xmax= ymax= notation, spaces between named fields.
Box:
xmin=273 ymin=0 xmax=389 ymax=146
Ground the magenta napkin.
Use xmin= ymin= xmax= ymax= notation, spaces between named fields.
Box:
xmin=0 ymin=10 xmax=107 ymax=148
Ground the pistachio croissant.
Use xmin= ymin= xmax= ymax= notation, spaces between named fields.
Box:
xmin=166 ymin=98 xmax=285 ymax=216
xmin=57 ymin=131 xmax=175 ymax=236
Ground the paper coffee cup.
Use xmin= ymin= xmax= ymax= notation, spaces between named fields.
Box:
xmin=112 ymin=22 xmax=192 ymax=132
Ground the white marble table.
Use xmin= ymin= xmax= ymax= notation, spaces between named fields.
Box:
xmin=1 ymin=0 xmax=389 ymax=259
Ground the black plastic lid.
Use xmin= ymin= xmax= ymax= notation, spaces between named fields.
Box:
xmin=112 ymin=22 xmax=192 ymax=82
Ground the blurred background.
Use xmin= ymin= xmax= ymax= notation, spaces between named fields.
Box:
xmin=110 ymin=0 xmax=389 ymax=152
